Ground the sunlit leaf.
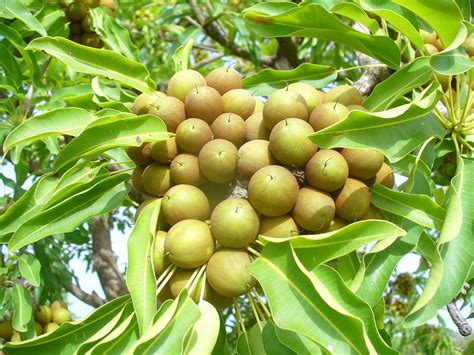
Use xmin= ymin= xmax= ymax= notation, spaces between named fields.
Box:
xmin=11 ymin=285 xmax=32 ymax=333
xmin=18 ymin=254 xmax=41 ymax=287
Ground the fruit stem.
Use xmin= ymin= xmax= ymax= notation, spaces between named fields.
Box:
xmin=246 ymin=246 xmax=261 ymax=258
xmin=247 ymin=293 xmax=263 ymax=331
xmin=254 ymin=239 xmax=265 ymax=247
xmin=233 ymin=299 xmax=247 ymax=334
xmin=336 ymin=63 xmax=388 ymax=74
xmin=458 ymin=135 xmax=473 ymax=152
xmin=184 ymin=267 xmax=202 ymax=291
xmin=188 ymin=264 xmax=207 ymax=296
xmin=198 ymin=271 xmax=207 ymax=303
xmin=156 ymin=264 xmax=177 ymax=297
xmin=247 ymin=292 xmax=266 ymax=323
xmin=251 ymin=289 xmax=271 ymax=318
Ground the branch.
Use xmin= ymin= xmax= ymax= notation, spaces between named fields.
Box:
xmin=446 ymin=283 xmax=472 ymax=337
xmin=64 ymin=283 xmax=105 ymax=308
xmin=274 ymin=38 xmax=302 ymax=69
xmin=192 ymin=53 xmax=225 ymax=70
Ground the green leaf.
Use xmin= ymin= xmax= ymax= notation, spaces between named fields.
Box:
xmin=11 ymin=284 xmax=32 ymax=333
xmin=53 ymin=114 xmax=168 ymax=172
xmin=26 ymin=37 xmax=155 ymax=93
xmin=242 ymin=63 xmax=336 ymax=95
xmin=262 ymin=321 xmax=296 ymax=355
xmin=311 ymin=88 xmax=444 ymax=162
xmin=0 ymin=42 xmax=22 ymax=88
xmin=243 ymin=3 xmax=400 ymax=68
xmin=455 ymin=0 xmax=471 ymax=21
xmin=173 ymin=38 xmax=195 ymax=72
xmin=3 ymin=108 xmax=96 ymax=153
xmin=336 ymin=252 xmax=360 ymax=284
xmin=8 ymin=173 xmax=129 ymax=251
xmin=183 ymin=301 xmax=220 ymax=354
xmin=2 ymin=0 xmax=47 ymax=36
xmin=430 ymin=49 xmax=474 ymax=75
xmin=371 ymin=184 xmax=446 ymax=230
xmin=3 ymin=296 xmax=131 ymax=354
xmin=261 ymin=220 xmax=406 ymax=267
xmin=364 ymin=57 xmax=432 ymax=111
xmin=272 ymin=323 xmax=323 ymax=354
xmin=18 ymin=254 xmax=41 ymax=287
xmin=331 ymin=2 xmax=379 ymax=33
xmin=126 ymin=199 xmax=160 ymax=335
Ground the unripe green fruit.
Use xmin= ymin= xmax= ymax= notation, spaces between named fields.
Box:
xmin=259 ymin=215 xmax=299 ymax=238
xmin=85 ymin=0 xmax=100 ymax=8
xmin=51 ymin=300 xmax=68 ymax=311
xmin=153 ymin=231 xmax=169 ymax=276
xmin=199 ymin=180 xmax=233 ymax=215
xmin=334 ymin=178 xmax=370 ymax=221
xmin=205 ymin=67 xmax=242 ymax=95
xmin=359 ymin=205 xmax=384 ymax=220
xmin=150 ymin=138 xmax=178 ymax=165
xmin=132 ymin=92 xmax=166 ymax=115
xmin=464 ymin=38 xmax=474 ymax=57
xmin=68 ymin=2 xmax=88 ymax=21
xmin=80 ymin=33 xmax=100 ymax=48
xmin=170 ymin=154 xmax=203 ymax=186
xmin=34 ymin=321 xmax=43 ymax=336
xmin=10 ymin=332 xmax=22 ymax=343
xmin=341 ymin=148 xmax=384 ymax=180
xmin=211 ymin=113 xmax=246 ymax=148
xmin=245 ymin=112 xmax=270 ymax=141
xmin=248 ymin=165 xmax=299 ymax=217
xmin=288 ymin=83 xmax=323 ymax=113
xmin=292 ymin=187 xmax=335 ymax=232
xmin=263 ymin=89 xmax=308 ymax=129
xmin=324 ymin=86 xmax=363 ymax=106
xmin=70 ymin=22 xmax=83 ymax=35
xmin=100 ymin=0 xmax=116 ymax=11
xmin=211 ymin=198 xmax=260 ymax=248
xmin=162 ymin=184 xmax=209 ymax=225
xmin=44 ymin=323 xmax=59 ymax=334
xmin=165 ymin=219 xmax=214 ymax=269
xmin=175 ymin=119 xmax=213 ymax=154
xmin=169 ymin=268 xmax=199 ymax=300
xmin=81 ymin=14 xmax=93 ymax=32
xmin=142 ymin=163 xmax=173 ymax=196
xmin=185 ymin=86 xmax=224 ymax=124
xmin=167 ymin=70 xmax=206 ymax=102
xmin=322 ymin=217 xmax=347 ymax=232
xmin=126 ymin=143 xmax=152 ymax=165
xmin=52 ymin=308 xmax=72 ymax=325
xmin=34 ymin=305 xmax=53 ymax=326
xmin=198 ymin=139 xmax=238 ymax=183
xmin=309 ymin=102 xmax=349 ymax=132
xmin=237 ymin=140 xmax=275 ymax=181
xmin=0 ymin=320 xmax=14 ymax=341
xmin=222 ymin=89 xmax=255 ymax=119
xmin=148 ymin=96 xmax=186 ymax=133
xmin=269 ymin=118 xmax=317 ymax=167
xmin=374 ymin=162 xmax=394 ymax=188
xmin=157 ymin=284 xmax=173 ymax=302
xmin=306 ymin=150 xmax=348 ymax=192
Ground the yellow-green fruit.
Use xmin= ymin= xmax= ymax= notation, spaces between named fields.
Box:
xmin=0 ymin=320 xmax=14 ymax=341
xmin=375 ymin=162 xmax=394 ymax=188
xmin=248 ymin=165 xmax=299 ymax=217
xmin=211 ymin=113 xmax=246 ymax=148
xmin=420 ymin=29 xmax=437 ymax=45
xmin=211 ymin=198 xmax=260 ymax=248
xmin=150 ymin=138 xmax=178 ymax=165
xmin=341 ymin=148 xmax=384 ymax=180
xmin=170 ymin=154 xmax=203 ymax=186
xmin=309 ymin=102 xmax=349 ymax=132
xmin=68 ymin=2 xmax=88 ymax=21
xmin=324 ymin=86 xmax=363 ymax=106
xmin=135 ymin=198 xmax=168 ymax=228
xmin=100 ymin=0 xmax=116 ymax=11
xmin=269 ymin=118 xmax=317 ymax=167
xmin=142 ymin=163 xmax=173 ymax=196
xmin=359 ymin=206 xmax=384 ymax=220
xmin=288 ymin=82 xmax=323 ymax=113
xmin=52 ymin=308 xmax=72 ymax=325
xmin=205 ymin=67 xmax=242 ymax=95
xmin=245 ymin=112 xmax=270 ymax=141
xmin=434 ymin=38 xmax=443 ymax=51
xmin=237 ymin=140 xmax=276 ymax=181
xmin=34 ymin=321 xmax=43 ymax=336
xmin=132 ymin=92 xmax=166 ymax=115
xmin=292 ymin=187 xmax=335 ymax=232
xmin=347 ymin=105 xmax=368 ymax=112
xmin=34 ymin=305 xmax=53 ymax=326
xmin=175 ymin=118 xmax=213 ymax=154
xmin=85 ymin=0 xmax=100 ymax=8
xmin=464 ymin=38 xmax=474 ymax=57
xmin=263 ymin=89 xmax=308 ymax=130
xmin=162 ymin=184 xmax=209 ymax=225
xmin=335 ymin=178 xmax=370 ymax=221
xmin=184 ymin=86 xmax=223 ymax=124
xmin=131 ymin=165 xmax=148 ymax=195
xmin=158 ymin=284 xmax=173 ymax=302
xmin=423 ymin=44 xmax=439 ymax=55
xmin=80 ymin=33 xmax=100 ymax=48
xmin=222 ymin=89 xmax=255 ymax=120
xmin=323 ymin=217 xmax=347 ymax=232
xmin=259 ymin=215 xmax=299 ymax=238
xmin=198 ymin=139 xmax=238 ymax=183
xmin=148 ymin=96 xmax=186 ymax=133
xmin=199 ymin=180 xmax=233 ymax=216
xmin=153 ymin=231 xmax=170 ymax=276
xmin=167 ymin=69 xmax=206 ymax=102
xmin=81 ymin=14 xmax=93 ymax=32
xmin=204 ymin=283 xmax=234 ymax=309
xmin=306 ymin=149 xmax=348 ymax=192
xmin=10 ymin=332 xmax=22 ymax=343
xmin=165 ymin=219 xmax=215 ymax=269
xmin=169 ymin=268 xmax=199 ymax=300
xmin=207 ymin=249 xmax=256 ymax=298
xmin=44 ymin=323 xmax=60 ymax=334
xmin=51 ymin=300 xmax=68 ymax=311
xmin=126 ymin=143 xmax=153 ymax=165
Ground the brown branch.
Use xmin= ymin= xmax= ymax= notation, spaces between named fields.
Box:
xmin=192 ymin=53 xmax=225 ymax=70
xmin=64 ymin=283 xmax=105 ymax=308
xmin=274 ymin=38 xmax=302 ymax=70
xmin=446 ymin=283 xmax=472 ymax=337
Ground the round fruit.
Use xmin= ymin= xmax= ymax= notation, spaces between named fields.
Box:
xmin=132 ymin=92 xmax=165 ymax=115
xmin=167 ymin=69 xmax=206 ymax=101
xmin=259 ymin=215 xmax=299 ymax=238
xmin=34 ymin=305 xmax=53 ymax=326
xmin=165 ymin=219 xmax=215 ymax=269
xmin=85 ymin=0 xmax=100 ymax=7
xmin=323 ymin=86 xmax=363 ymax=106
xmin=150 ymin=138 xmax=178 ymax=165
xmin=420 ymin=29 xmax=437 ymax=45
xmin=184 ymin=86 xmax=223 ymax=124
xmin=222 ymin=89 xmax=255 ymax=119
xmin=306 ymin=150 xmax=348 ymax=192
xmin=423 ymin=43 xmax=439 ymax=55
xmin=464 ymin=37 xmax=474 ymax=57
xmin=292 ymin=187 xmax=335 ymax=231
xmin=148 ymin=96 xmax=186 ymax=133
xmin=175 ymin=118 xmax=213 ymax=154
xmin=34 ymin=321 xmax=43 ymax=336
xmin=100 ymin=0 xmax=116 ymax=11
xmin=309 ymin=102 xmax=349 ymax=132
xmin=162 ymin=185 xmax=209 ymax=225
xmin=374 ymin=162 xmax=394 ymax=188
xmin=211 ymin=113 xmax=246 ymax=147
xmin=263 ymin=89 xmax=308 ymax=130
xmin=81 ymin=14 xmax=93 ymax=32
xmin=205 ymin=67 xmax=242 ymax=95
xmin=142 ymin=163 xmax=173 ymax=196
xmin=245 ymin=112 xmax=270 ymax=141
xmin=68 ymin=2 xmax=88 ymax=21
xmin=80 ymin=33 xmax=100 ymax=48
xmin=52 ymin=308 xmax=72 ymax=325
xmin=360 ymin=206 xmax=384 ymax=220
xmin=0 ymin=320 xmax=13 ymax=341
xmin=44 ymin=323 xmax=59 ymax=334
xmin=70 ymin=22 xmax=82 ymax=35
xmin=287 ymin=83 xmax=323 ymax=112
xmin=204 ymin=283 xmax=234 ymax=309
xmin=334 ymin=178 xmax=371 ymax=221
xmin=207 ymin=249 xmax=256 ymax=298
xmin=347 ymin=105 xmax=368 ymax=112
xmin=199 ymin=180 xmax=233 ymax=214
xmin=170 ymin=154 xmax=203 ymax=186
xmin=170 ymin=268 xmax=199 ymax=300
xmin=237 ymin=140 xmax=276 ymax=181
xmin=211 ymin=198 xmax=260 ymax=248
xmin=248 ymin=165 xmax=299 ymax=216
xmin=341 ymin=148 xmax=384 ymax=180
xmin=126 ymin=143 xmax=152 ymax=165
xmin=323 ymin=217 xmax=347 ymax=232
xmin=153 ymin=231 xmax=170 ymax=276
xmin=50 ymin=300 xmax=68 ymax=311
xmin=198 ymin=139 xmax=238 ymax=183
xmin=269 ymin=118 xmax=317 ymax=167
xmin=10 ymin=332 xmax=21 ymax=343
xmin=158 ymin=284 xmax=173 ymax=303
